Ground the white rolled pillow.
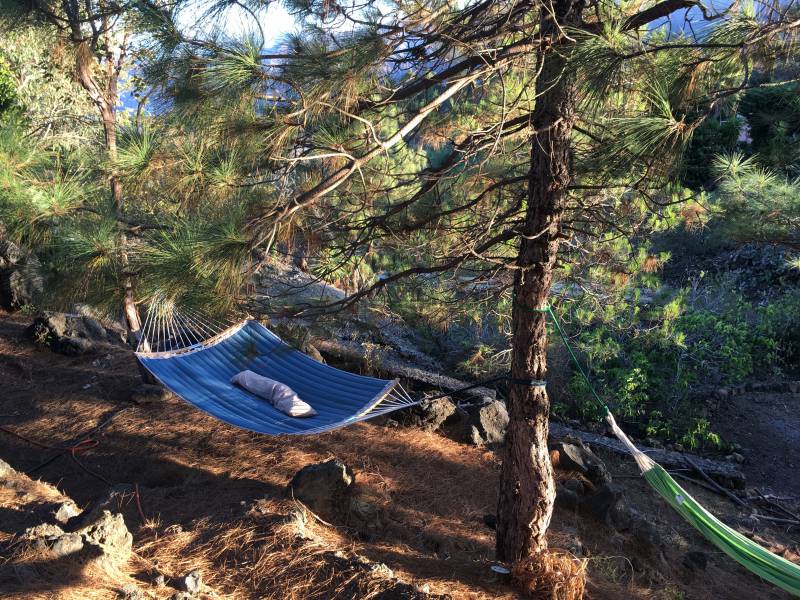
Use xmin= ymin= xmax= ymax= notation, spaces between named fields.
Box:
xmin=230 ymin=370 xmax=318 ymax=418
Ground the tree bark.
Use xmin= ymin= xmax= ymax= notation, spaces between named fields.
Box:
xmin=76 ymin=32 xmax=143 ymax=342
xmin=496 ymin=0 xmax=585 ymax=562
xmin=101 ymin=100 xmax=142 ymax=338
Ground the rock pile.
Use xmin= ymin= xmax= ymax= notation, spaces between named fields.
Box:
xmin=0 ymin=458 xmax=134 ymax=590
xmin=550 ymin=439 xmax=664 ymax=557
xmin=27 ymin=311 xmax=126 ymax=356
xmin=393 ymin=395 xmax=510 ymax=446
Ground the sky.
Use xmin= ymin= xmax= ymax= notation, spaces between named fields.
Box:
xmin=124 ymin=0 xmax=741 ymax=111
xmin=122 ymin=1 xmax=297 ymax=111
xmin=175 ymin=0 xmax=298 ymax=48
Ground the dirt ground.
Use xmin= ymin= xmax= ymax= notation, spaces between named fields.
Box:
xmin=0 ymin=311 xmax=797 ymax=599
xmin=713 ymin=388 xmax=800 ymax=496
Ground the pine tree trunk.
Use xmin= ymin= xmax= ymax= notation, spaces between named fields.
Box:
xmin=76 ymin=36 xmax=144 ymax=346
xmin=101 ymin=102 xmax=142 ymax=338
xmin=495 ymin=0 xmax=584 ymax=562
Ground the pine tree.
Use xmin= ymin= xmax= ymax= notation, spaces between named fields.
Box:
xmin=0 ymin=2 xmax=254 ymax=327
xmin=10 ymin=0 xmax=153 ymax=337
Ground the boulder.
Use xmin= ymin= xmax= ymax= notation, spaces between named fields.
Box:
xmin=579 ymin=483 xmax=632 ymax=529
xmin=459 ymin=400 xmax=508 ymax=445
xmin=27 ymin=311 xmax=124 ymax=356
xmin=551 ymin=442 xmax=591 ymax=473
xmin=79 ymin=510 xmax=133 ymax=564
xmin=60 ymin=336 xmax=96 ymax=356
xmin=53 ymin=500 xmax=81 ymax=524
xmin=396 ymin=396 xmax=457 ymax=431
xmin=550 ymin=439 xmax=612 ymax=487
xmin=287 ymin=460 xmax=355 ymax=520
xmin=129 ymin=383 xmax=172 ymax=404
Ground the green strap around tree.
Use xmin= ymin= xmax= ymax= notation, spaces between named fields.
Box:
xmin=514 ymin=298 xmax=609 ymax=415
xmin=521 ymin=298 xmax=800 ymax=596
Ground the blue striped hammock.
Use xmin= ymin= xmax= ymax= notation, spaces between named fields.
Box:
xmin=135 ymin=317 xmax=417 ymax=435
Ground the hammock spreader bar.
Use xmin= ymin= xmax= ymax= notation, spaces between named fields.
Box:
xmin=539 ymin=302 xmax=800 ymax=597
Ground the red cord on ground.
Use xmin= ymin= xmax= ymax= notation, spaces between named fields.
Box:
xmin=68 ymin=438 xmax=99 ymax=456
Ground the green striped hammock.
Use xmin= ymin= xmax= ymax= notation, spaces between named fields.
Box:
xmin=607 ymin=413 xmax=800 ymax=596
xmin=539 ymin=299 xmax=800 ymax=596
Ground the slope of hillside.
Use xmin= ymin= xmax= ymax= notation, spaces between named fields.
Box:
xmin=0 ymin=312 xmax=797 ymax=600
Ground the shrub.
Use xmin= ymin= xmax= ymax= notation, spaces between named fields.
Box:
xmin=556 ymin=285 xmax=796 ymax=447
xmin=680 ymin=418 xmax=725 ymax=452
xmin=0 ymin=60 xmax=16 ymax=115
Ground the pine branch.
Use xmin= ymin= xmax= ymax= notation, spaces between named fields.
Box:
xmin=250 ymin=70 xmax=488 ymax=235
xmin=623 ymin=0 xmax=702 ymax=31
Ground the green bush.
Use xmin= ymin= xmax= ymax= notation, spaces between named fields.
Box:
xmin=677 ymin=303 xmax=779 ymax=383
xmin=682 ymin=117 xmax=741 ymax=189
xmin=556 ymin=287 xmax=796 ymax=447
xmin=0 ymin=60 xmax=16 ymax=115
xmin=680 ymin=418 xmax=725 ymax=452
